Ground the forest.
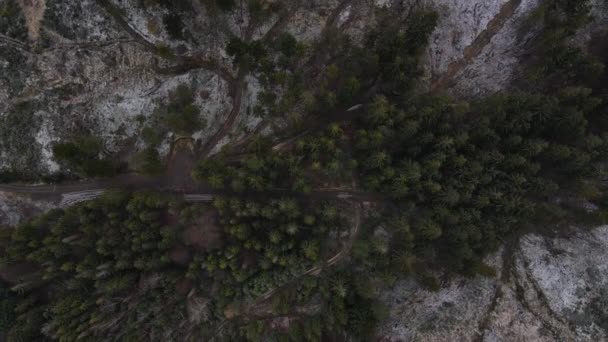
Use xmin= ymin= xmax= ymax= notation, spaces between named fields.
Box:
xmin=2 ymin=0 xmax=608 ymax=341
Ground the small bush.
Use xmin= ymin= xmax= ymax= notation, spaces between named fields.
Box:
xmin=52 ymin=136 xmax=117 ymax=178
xmin=156 ymin=44 xmax=176 ymax=59
xmin=163 ymin=13 xmax=185 ymax=40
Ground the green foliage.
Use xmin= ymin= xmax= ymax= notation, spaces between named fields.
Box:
xmin=0 ymin=0 xmax=27 ymax=41
xmin=353 ymin=89 xmax=608 ymax=270
xmin=0 ymin=283 xmax=17 ymax=333
xmin=131 ymin=147 xmax=164 ymax=175
xmin=0 ymin=191 xmax=197 ymax=341
xmin=366 ymin=10 xmax=438 ymax=94
xmin=5 ymin=2 xmax=608 ymax=340
xmin=528 ymin=0 xmax=601 ymax=85
xmin=194 ymin=126 xmax=353 ymax=191
xmin=163 ymin=13 xmax=185 ymax=40
xmin=52 ymin=135 xmax=117 ymax=177
xmin=226 ymin=38 xmax=268 ymax=71
xmin=143 ymin=0 xmax=192 ymax=41
xmin=0 ymin=103 xmax=42 ymax=175
xmin=164 ymin=85 xmax=205 ymax=136
xmin=136 ymin=84 xmax=203 ymax=173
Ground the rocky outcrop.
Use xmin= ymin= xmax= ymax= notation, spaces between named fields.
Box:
xmin=379 ymin=226 xmax=608 ymax=341
xmin=0 ymin=192 xmax=56 ymax=226
xmin=0 ymin=0 xmax=232 ymax=175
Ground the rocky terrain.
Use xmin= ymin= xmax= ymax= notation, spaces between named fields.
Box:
xmin=2 ymin=0 xmax=608 ymax=341
xmin=3 ymin=0 xmax=606 ymax=175
xmin=379 ymin=227 xmax=608 ymax=341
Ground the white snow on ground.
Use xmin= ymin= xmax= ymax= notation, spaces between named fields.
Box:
xmin=380 ymin=226 xmax=608 ymax=341
xmin=450 ymin=0 xmax=543 ymax=97
xmin=520 ymin=227 xmax=608 ymax=316
xmin=0 ymin=195 xmax=21 ymax=226
xmin=46 ymin=0 xmax=120 ymax=41
xmin=590 ymin=0 xmax=608 ymax=22
xmin=239 ymin=76 xmax=263 ymax=131
xmin=189 ymin=72 xmax=232 ymax=148
xmin=573 ymin=0 xmax=608 ymax=47
xmin=374 ymin=0 xmax=391 ymax=7
xmin=423 ymin=0 xmax=509 ymax=78
xmin=379 ymin=251 xmax=502 ymax=340
xmin=34 ymin=111 xmax=60 ymax=173
xmin=193 ymin=73 xmax=231 ymax=120
xmin=0 ymin=192 xmax=57 ymax=226
xmin=118 ymin=1 xmax=187 ymax=50
xmin=90 ymin=67 xmax=229 ymax=153
xmin=157 ymin=137 xmax=172 ymax=159
xmin=287 ymin=1 xmax=339 ymax=42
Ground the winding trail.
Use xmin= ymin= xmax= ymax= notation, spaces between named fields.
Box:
xmin=95 ymin=0 xmax=234 ymax=84
xmin=430 ymin=0 xmax=523 ymax=92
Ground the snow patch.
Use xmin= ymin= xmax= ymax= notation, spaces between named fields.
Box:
xmin=0 ymin=192 xmax=58 ymax=226
xmin=379 ymin=251 xmax=502 ymax=340
xmin=374 ymin=0 xmax=391 ymax=7
xmin=424 ymin=0 xmax=510 ymax=78
xmin=520 ymin=227 xmax=608 ymax=316
xmin=337 ymin=5 xmax=351 ymax=27
xmin=208 ymin=135 xmax=231 ymax=156
xmin=34 ymin=111 xmax=60 ymax=173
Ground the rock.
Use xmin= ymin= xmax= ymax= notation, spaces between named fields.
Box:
xmin=0 ymin=192 xmax=57 ymax=226
xmin=379 ymin=226 xmax=608 ymax=341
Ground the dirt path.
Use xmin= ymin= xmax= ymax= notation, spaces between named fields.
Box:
xmin=0 ymin=174 xmax=166 ymax=195
xmin=16 ymin=0 xmax=46 ymax=41
xmin=95 ymin=0 xmax=234 ymax=84
xmin=198 ymin=69 xmax=245 ymax=157
xmin=430 ymin=0 xmax=523 ymax=92
xmin=261 ymin=1 xmax=303 ymax=43
xmin=0 ymin=33 xmax=30 ymax=52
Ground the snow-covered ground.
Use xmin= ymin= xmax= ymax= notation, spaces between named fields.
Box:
xmin=379 ymin=226 xmax=608 ymax=341
xmin=0 ymin=192 xmax=57 ymax=226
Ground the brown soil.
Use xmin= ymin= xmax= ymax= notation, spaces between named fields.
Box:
xmin=168 ymin=246 xmax=191 ymax=266
xmin=182 ymin=210 xmax=223 ymax=251
xmin=17 ymin=0 xmax=46 ymax=41
xmin=166 ymin=138 xmax=196 ymax=191
xmin=175 ymin=277 xmax=193 ymax=296
xmin=0 ymin=262 xmax=39 ymax=284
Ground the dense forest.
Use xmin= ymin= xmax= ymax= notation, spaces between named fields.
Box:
xmin=2 ymin=0 xmax=608 ymax=341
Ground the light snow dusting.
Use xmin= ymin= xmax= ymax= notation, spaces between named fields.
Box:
xmin=35 ymin=111 xmax=60 ymax=173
